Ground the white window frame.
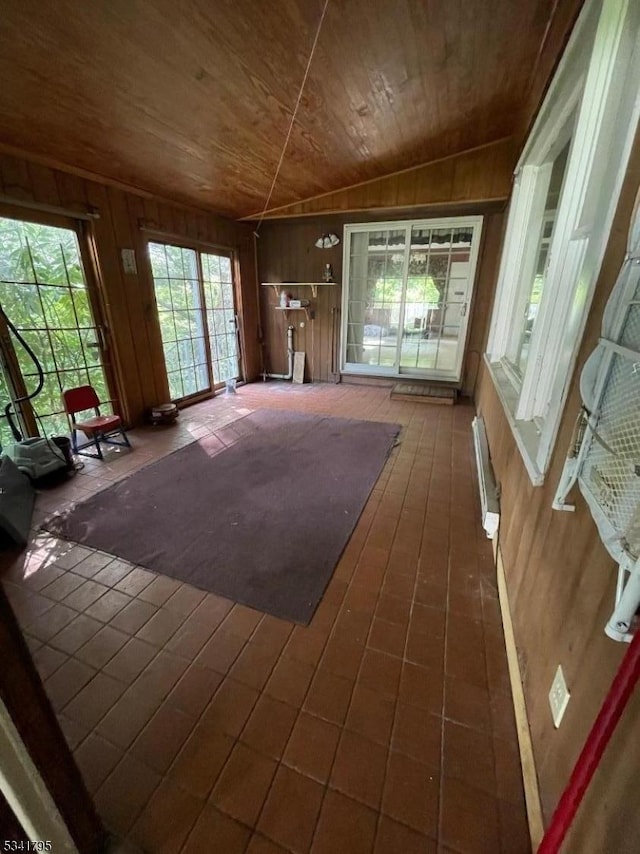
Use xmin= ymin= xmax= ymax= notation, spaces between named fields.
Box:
xmin=485 ymin=0 xmax=640 ymax=485
xmin=502 ymin=131 xmax=574 ymax=385
xmin=340 ymin=216 xmax=483 ymax=382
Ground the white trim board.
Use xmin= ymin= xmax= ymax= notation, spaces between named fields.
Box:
xmin=340 ymin=216 xmax=483 ymax=383
xmin=485 ymin=0 xmax=640 ymax=484
xmin=494 ymin=543 xmax=545 ymax=850
xmin=0 ymin=697 xmax=78 ymax=851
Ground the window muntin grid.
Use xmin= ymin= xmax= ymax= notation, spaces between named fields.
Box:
xmin=0 ymin=215 xmax=111 ymax=442
xmin=148 ymin=242 xmax=240 ymax=401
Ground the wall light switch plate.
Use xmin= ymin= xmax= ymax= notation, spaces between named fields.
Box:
xmin=549 ymin=665 xmax=570 ymax=728
xmin=121 ymin=248 xmax=137 ymax=275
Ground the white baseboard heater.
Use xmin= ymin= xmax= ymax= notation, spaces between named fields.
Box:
xmin=472 ymin=415 xmax=500 ymax=539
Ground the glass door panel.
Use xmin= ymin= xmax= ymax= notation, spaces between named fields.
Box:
xmin=0 ymin=215 xmax=112 ymax=438
xmin=343 ymin=218 xmax=482 ymax=380
xmin=0 ymin=358 xmax=19 ymax=451
xmin=346 ymin=229 xmax=405 ymax=370
xmin=201 ymin=252 xmax=240 ymax=385
xmin=148 ymin=242 xmax=211 ymax=402
xmin=149 ymin=242 xmax=242 ymax=402
xmin=399 ymin=225 xmax=473 ymax=378
xmin=401 ymin=226 xmax=444 ymax=371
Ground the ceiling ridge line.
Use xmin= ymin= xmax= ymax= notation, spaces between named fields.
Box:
xmin=239 ymin=135 xmax=516 ymax=221
xmin=238 ymin=197 xmax=509 ymax=222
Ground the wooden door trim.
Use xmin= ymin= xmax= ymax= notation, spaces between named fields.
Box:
xmin=0 ymin=585 xmax=105 ymax=851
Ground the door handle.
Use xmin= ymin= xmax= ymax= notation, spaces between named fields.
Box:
xmin=460 ymin=302 xmax=468 ymax=317
xmin=91 ymin=325 xmax=108 ymax=351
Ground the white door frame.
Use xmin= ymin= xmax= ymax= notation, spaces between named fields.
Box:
xmin=340 ymin=216 xmax=484 ymax=382
xmin=0 ymin=697 xmax=78 ymax=851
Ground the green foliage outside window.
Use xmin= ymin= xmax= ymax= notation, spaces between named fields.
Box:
xmin=369 ymin=275 xmax=442 ymax=306
xmin=0 ymin=216 xmax=109 ymax=448
xmin=148 ymin=242 xmax=240 ymax=398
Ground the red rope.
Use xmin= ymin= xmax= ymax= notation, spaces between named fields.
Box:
xmin=538 ymin=629 xmax=640 ymax=852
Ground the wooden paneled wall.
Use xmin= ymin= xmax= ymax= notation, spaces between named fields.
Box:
xmin=250 ymin=138 xmax=516 ymax=220
xmin=256 ymin=205 xmax=505 ymax=394
xmin=0 ymin=152 xmax=260 ymax=425
xmin=256 ymin=218 xmax=343 ymax=383
xmin=475 ymin=127 xmax=640 ymax=844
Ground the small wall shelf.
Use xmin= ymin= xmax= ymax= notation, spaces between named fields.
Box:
xmin=262 ymin=282 xmax=338 ymax=298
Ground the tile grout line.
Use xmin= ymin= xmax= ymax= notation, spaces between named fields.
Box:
xmin=305 ymin=429 xmax=406 ymax=853
xmin=3 ymin=386 xmax=525 ymax=853
xmin=369 ymin=408 xmax=438 ymax=847
xmin=251 ymin=420 xmax=419 ymax=851
xmin=171 ymin=610 xmax=287 ymax=853
xmin=250 ymin=489 xmax=374 ymax=851
xmin=436 ymin=407 xmax=453 ymax=854
xmin=109 ymin=597 xmax=274 ymax=845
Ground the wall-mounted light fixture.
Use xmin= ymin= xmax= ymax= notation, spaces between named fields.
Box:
xmin=315 ymin=233 xmax=340 ymax=249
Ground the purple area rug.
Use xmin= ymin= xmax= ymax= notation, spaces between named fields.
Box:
xmin=45 ymin=409 xmax=400 ymax=623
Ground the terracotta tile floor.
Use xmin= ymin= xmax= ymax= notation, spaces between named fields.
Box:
xmin=1 ymin=382 xmax=530 ymax=853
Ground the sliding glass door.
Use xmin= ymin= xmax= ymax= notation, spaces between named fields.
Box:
xmin=342 ymin=217 xmax=483 ymax=381
xmin=148 ymin=243 xmax=209 ymax=401
xmin=148 ymin=241 xmax=241 ymax=404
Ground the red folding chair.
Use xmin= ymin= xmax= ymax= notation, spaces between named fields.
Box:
xmin=62 ymin=385 xmax=131 ymax=460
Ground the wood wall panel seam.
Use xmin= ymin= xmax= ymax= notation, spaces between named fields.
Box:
xmin=256 ymin=208 xmax=504 ymax=387
xmin=0 ymin=150 xmax=260 ymax=424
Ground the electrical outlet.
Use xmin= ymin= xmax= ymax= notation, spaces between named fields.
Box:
xmin=549 ymin=665 xmax=570 ymax=728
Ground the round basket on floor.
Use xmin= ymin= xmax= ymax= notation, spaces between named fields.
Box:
xmin=149 ymin=403 xmax=179 ymax=426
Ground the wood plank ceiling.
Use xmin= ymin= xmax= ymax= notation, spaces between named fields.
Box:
xmin=0 ymin=0 xmax=571 ymax=219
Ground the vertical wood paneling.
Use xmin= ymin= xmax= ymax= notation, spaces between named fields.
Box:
xmin=463 ymin=213 xmax=506 ymax=395
xmin=26 ymin=161 xmax=61 ymax=205
xmin=0 ymin=157 xmax=32 ymax=200
xmin=84 ymin=182 xmax=144 ymax=424
xmin=257 ymin=207 xmax=504 ymax=388
xmin=250 ymin=138 xmax=517 ymax=220
xmin=257 ymin=218 xmax=343 ymax=381
xmin=108 ymin=188 xmax=160 ymax=412
xmin=0 ymin=151 xmax=259 ymax=424
xmin=236 ymin=239 xmax=260 ymax=381
xmin=475 ymin=129 xmax=640 ymax=841
xmin=172 ymin=205 xmax=187 ymax=237
xmin=123 ymin=192 xmax=170 ymax=405
xmin=53 ymin=171 xmax=88 ymax=209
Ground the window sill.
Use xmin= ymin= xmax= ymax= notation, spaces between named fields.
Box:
xmin=483 ymin=355 xmax=545 ymax=487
